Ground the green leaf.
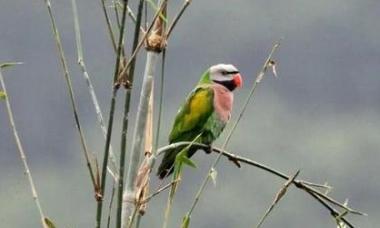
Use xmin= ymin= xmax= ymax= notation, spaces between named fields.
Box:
xmin=175 ymin=147 xmax=197 ymax=169
xmin=209 ymin=168 xmax=217 ymax=186
xmin=44 ymin=217 xmax=56 ymax=228
xmin=0 ymin=62 xmax=23 ymax=69
xmin=181 ymin=215 xmax=190 ymax=228
xmin=178 ymin=155 xmax=197 ymax=169
xmin=0 ymin=91 xmax=6 ymax=100
xmin=173 ymin=149 xmax=186 ymax=178
xmin=173 ymin=133 xmax=202 ymax=178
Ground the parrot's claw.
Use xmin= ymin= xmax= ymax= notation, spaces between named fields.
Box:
xmin=205 ymin=145 xmax=213 ymax=154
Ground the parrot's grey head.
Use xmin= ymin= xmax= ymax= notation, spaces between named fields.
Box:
xmin=208 ymin=64 xmax=243 ymax=91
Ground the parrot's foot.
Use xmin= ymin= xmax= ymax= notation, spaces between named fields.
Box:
xmin=228 ymin=157 xmax=241 ymax=168
xmin=205 ymin=145 xmax=213 ymax=154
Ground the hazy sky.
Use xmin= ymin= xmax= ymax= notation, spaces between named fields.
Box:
xmin=0 ymin=0 xmax=379 ymax=227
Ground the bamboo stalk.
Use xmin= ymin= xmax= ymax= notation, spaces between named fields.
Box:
xmin=122 ymin=51 xmax=159 ymax=226
xmin=121 ymin=2 xmax=169 ymax=225
xmin=40 ymin=0 xmax=96 ymax=190
xmin=71 ymin=0 xmax=119 ymax=178
xmin=154 ymin=49 xmax=166 ymax=151
xmin=96 ymin=0 xmax=130 ymax=226
xmin=116 ymin=0 xmax=146 ymax=227
xmin=100 ymin=0 xmax=117 ymax=52
xmin=116 ymin=0 xmax=168 ymax=84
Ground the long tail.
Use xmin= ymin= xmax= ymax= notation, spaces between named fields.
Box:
xmin=157 ymin=146 xmax=198 ymax=179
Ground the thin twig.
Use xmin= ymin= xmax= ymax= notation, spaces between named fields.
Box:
xmin=72 ymin=0 xmax=119 ymax=178
xmin=101 ymin=0 xmax=117 ymax=52
xmin=156 ymin=142 xmax=365 ymax=225
xmin=131 ymin=180 xmax=179 ymax=228
xmin=115 ymin=1 xmax=147 ymax=34
xmin=113 ymin=0 xmax=121 ymax=29
xmin=154 ymin=49 xmax=166 ymax=151
xmin=116 ymin=0 xmax=168 ymax=84
xmin=97 ymin=0 xmax=130 ymax=227
xmin=117 ymin=0 xmax=145 ymax=227
xmin=126 ymin=206 xmax=139 ymax=228
xmin=165 ymin=0 xmax=192 ymax=39
xmin=141 ymin=179 xmax=179 ymax=204
xmin=107 ymin=179 xmax=117 ymax=228
xmin=135 ymin=214 xmax=142 ymax=228
xmin=305 ymin=190 xmax=355 ymax=228
xmin=186 ymin=41 xmax=281 ymax=217
xmin=256 ymin=170 xmax=300 ymax=228
xmin=301 ymin=181 xmax=332 ymax=191
xmin=299 ymin=184 xmax=365 ymax=216
xmin=41 ymin=0 xmax=96 ymax=189
xmin=0 ymin=64 xmax=48 ymax=228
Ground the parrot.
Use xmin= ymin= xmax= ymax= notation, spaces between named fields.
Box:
xmin=157 ymin=63 xmax=243 ymax=179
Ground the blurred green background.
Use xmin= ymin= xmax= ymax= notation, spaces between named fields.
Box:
xmin=0 ymin=0 xmax=379 ymax=227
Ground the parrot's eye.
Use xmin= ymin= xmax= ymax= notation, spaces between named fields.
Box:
xmin=221 ymin=71 xmax=228 ymax=75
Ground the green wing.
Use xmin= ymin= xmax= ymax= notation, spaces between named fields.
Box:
xmin=158 ymin=85 xmax=214 ymax=178
xmin=169 ymin=85 xmax=214 ymax=143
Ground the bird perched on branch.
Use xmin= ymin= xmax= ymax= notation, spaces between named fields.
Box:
xmin=157 ymin=64 xmax=243 ymax=179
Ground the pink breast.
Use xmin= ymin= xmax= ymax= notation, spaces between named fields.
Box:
xmin=213 ymin=84 xmax=233 ymax=122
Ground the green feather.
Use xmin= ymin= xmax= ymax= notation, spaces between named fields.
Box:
xmin=169 ymin=85 xmax=214 ymax=143
xmin=197 ymin=70 xmax=212 ymax=85
xmin=158 ymin=82 xmax=228 ymax=178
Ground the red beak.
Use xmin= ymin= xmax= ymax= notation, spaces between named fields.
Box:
xmin=233 ymin=73 xmax=243 ymax=88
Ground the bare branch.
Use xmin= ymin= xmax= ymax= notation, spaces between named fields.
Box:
xmin=142 ymin=179 xmax=180 ymax=204
xmin=116 ymin=0 xmax=168 ymax=85
xmin=97 ymin=0 xmax=131 ymax=227
xmin=166 ymin=0 xmax=192 ymax=38
xmin=100 ymin=0 xmax=117 ymax=51
xmin=156 ymin=142 xmax=365 ymax=225
xmin=41 ymin=0 xmax=96 ymax=192
xmin=256 ymin=170 xmax=300 ymax=228
xmin=0 ymin=65 xmax=47 ymax=228
xmin=72 ymin=0 xmax=119 ymax=180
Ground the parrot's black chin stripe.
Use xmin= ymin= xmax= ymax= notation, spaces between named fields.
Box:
xmin=213 ymin=80 xmax=237 ymax=91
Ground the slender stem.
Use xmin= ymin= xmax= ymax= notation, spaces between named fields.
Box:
xmin=97 ymin=0 xmax=130 ymax=227
xmin=97 ymin=88 xmax=117 ymax=227
xmin=135 ymin=214 xmax=142 ymax=228
xmin=162 ymin=134 xmax=202 ymax=228
xmin=41 ymin=0 xmax=96 ymax=188
xmin=106 ymin=179 xmax=117 ymax=228
xmin=141 ymin=179 xmax=179 ymax=204
xmin=154 ymin=49 xmax=166 ymax=151
xmin=165 ymin=0 xmax=192 ymax=39
xmin=114 ymin=0 xmax=121 ymax=29
xmin=305 ymin=190 xmax=355 ymax=228
xmin=0 ymin=67 xmax=47 ymax=228
xmin=101 ymin=0 xmax=117 ymax=52
xmin=117 ymin=0 xmax=168 ymax=83
xmin=187 ymin=42 xmax=281 ymax=216
xmin=156 ymin=142 xmax=364 ymax=225
xmin=115 ymin=1 xmax=147 ymax=34
xmin=255 ymin=170 xmax=300 ymax=228
xmin=72 ymin=0 xmax=119 ymax=177
xmin=126 ymin=206 xmax=139 ymax=228
xmin=117 ymin=91 xmax=132 ymax=228
xmin=117 ymin=1 xmax=145 ymax=227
